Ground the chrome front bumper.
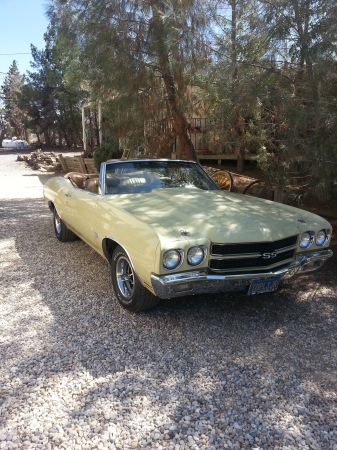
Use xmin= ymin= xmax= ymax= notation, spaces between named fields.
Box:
xmin=151 ymin=249 xmax=333 ymax=299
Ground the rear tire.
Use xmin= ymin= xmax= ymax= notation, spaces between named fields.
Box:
xmin=111 ymin=246 xmax=160 ymax=312
xmin=53 ymin=209 xmax=78 ymax=242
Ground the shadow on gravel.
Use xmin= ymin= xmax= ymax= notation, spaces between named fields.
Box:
xmin=0 ymin=149 xmax=32 ymax=156
xmin=1 ymin=198 xmax=336 ymax=446
xmin=22 ymin=172 xmax=64 ymax=184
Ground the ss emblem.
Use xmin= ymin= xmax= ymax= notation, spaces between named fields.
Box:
xmin=261 ymin=252 xmax=277 ymax=259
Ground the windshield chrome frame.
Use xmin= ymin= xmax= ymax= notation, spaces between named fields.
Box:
xmin=99 ymin=159 xmax=220 ymax=196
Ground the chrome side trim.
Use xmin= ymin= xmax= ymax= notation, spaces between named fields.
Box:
xmin=150 ymin=249 xmax=333 ymax=299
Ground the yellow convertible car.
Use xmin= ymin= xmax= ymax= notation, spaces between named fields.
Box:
xmin=44 ymin=159 xmax=333 ymax=311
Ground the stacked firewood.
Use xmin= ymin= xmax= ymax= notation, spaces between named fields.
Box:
xmin=17 ymin=150 xmax=62 ymax=172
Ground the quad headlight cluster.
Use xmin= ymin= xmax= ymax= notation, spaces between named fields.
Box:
xmin=300 ymin=229 xmax=331 ymax=249
xmin=163 ymin=245 xmax=207 ymax=270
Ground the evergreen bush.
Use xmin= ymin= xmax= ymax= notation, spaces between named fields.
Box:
xmin=93 ymin=141 xmax=123 ymax=171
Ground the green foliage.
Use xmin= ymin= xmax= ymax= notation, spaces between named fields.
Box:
xmin=11 ymin=0 xmax=337 ymax=202
xmin=205 ymin=0 xmax=337 ymax=201
xmin=1 ymin=61 xmax=26 ymax=138
xmin=252 ymin=57 xmax=337 ymax=203
xmin=93 ymin=140 xmax=123 ymax=171
xmin=48 ymin=0 xmax=212 ymax=160
xmin=16 ymin=24 xmax=87 ymax=146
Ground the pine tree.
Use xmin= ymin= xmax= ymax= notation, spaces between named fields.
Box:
xmin=255 ymin=0 xmax=337 ymax=201
xmin=205 ymin=0 xmax=268 ymax=172
xmin=1 ymin=61 xmax=26 ymax=139
xmin=18 ymin=25 xmax=86 ymax=147
xmin=48 ymin=0 xmax=213 ymax=160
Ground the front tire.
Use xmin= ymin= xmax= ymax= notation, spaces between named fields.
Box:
xmin=53 ymin=209 xmax=78 ymax=242
xmin=111 ymin=246 xmax=160 ymax=312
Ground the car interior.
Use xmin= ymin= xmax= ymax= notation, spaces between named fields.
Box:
xmin=65 ymin=172 xmax=100 ymax=194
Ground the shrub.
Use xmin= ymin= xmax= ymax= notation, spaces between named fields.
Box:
xmin=93 ymin=141 xmax=123 ymax=171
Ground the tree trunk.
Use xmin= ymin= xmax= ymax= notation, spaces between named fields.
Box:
xmin=161 ymin=72 xmax=197 ymax=161
xmin=43 ymin=128 xmax=51 ymax=146
xmin=0 ymin=129 xmax=5 ymax=145
xmin=293 ymin=0 xmax=314 ymax=81
xmin=234 ymin=107 xmax=246 ymax=173
xmin=230 ymin=0 xmax=245 ymax=172
xmin=151 ymin=4 xmax=198 ymax=161
xmin=231 ymin=0 xmax=238 ymax=81
xmin=24 ymin=127 xmax=30 ymax=144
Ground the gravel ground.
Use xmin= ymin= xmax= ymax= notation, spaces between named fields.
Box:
xmin=1 ymin=151 xmax=336 ymax=450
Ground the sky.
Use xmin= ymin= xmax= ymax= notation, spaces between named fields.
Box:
xmin=0 ymin=0 xmax=49 ymax=83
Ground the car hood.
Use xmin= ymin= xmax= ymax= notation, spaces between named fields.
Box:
xmin=111 ymin=188 xmax=330 ymax=243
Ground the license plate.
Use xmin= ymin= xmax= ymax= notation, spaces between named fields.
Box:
xmin=248 ymin=276 xmax=281 ymax=295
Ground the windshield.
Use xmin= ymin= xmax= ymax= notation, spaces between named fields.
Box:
xmin=103 ymin=160 xmax=220 ymax=195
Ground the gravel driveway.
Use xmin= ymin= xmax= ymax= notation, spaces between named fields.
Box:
xmin=1 ymin=151 xmax=336 ymax=450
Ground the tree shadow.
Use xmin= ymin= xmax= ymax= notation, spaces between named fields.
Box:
xmin=1 ymin=198 xmax=336 ymax=447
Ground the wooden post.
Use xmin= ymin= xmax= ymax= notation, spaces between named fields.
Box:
xmin=82 ymin=105 xmax=87 ymax=152
xmin=58 ymin=154 xmax=69 ymax=172
xmin=175 ymin=138 xmax=181 ymax=159
xmin=273 ymin=188 xmax=284 ymax=203
xmin=236 ymin=150 xmax=245 ymax=173
xmin=98 ymin=102 xmax=102 ymax=146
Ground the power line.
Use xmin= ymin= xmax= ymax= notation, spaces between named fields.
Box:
xmin=0 ymin=53 xmax=31 ymax=55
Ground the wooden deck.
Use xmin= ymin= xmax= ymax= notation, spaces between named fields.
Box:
xmin=197 ymin=153 xmax=254 ymax=165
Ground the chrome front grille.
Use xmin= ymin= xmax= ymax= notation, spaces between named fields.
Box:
xmin=209 ymin=235 xmax=298 ymax=273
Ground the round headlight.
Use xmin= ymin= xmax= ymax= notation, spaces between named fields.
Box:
xmin=300 ymin=231 xmax=314 ymax=249
xmin=163 ymin=249 xmax=183 ymax=270
xmin=187 ymin=245 xmax=207 ymax=266
xmin=315 ymin=230 xmax=326 ymax=246
xmin=316 ymin=229 xmax=330 ymax=246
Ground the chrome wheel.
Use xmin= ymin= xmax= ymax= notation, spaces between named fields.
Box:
xmin=54 ymin=210 xmax=62 ymax=234
xmin=116 ymin=255 xmax=135 ymax=300
xmin=111 ymin=246 xmax=160 ymax=311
